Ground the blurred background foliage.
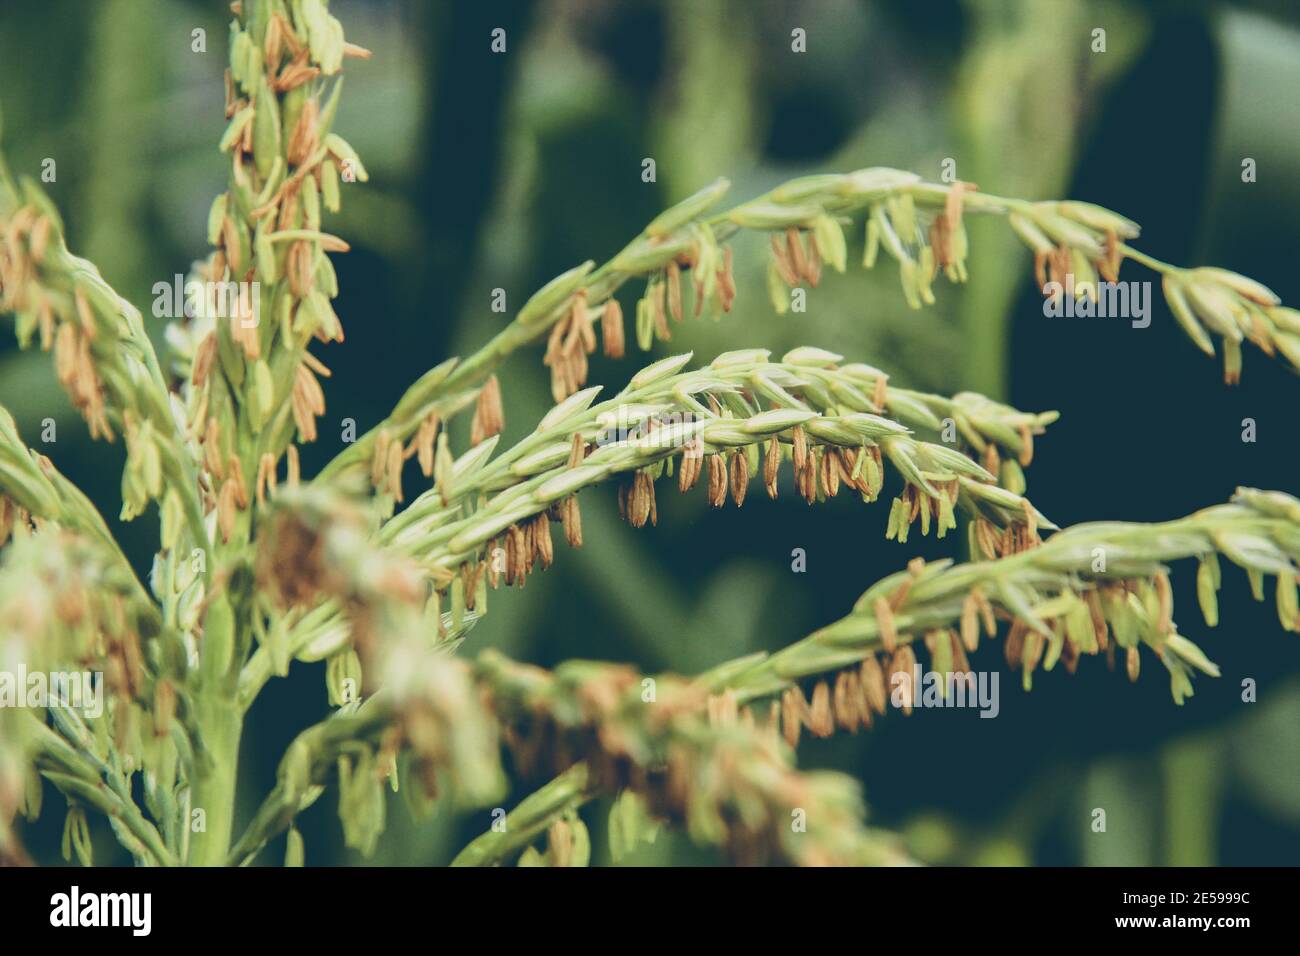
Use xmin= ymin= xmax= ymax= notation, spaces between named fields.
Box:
xmin=2 ymin=0 xmax=1298 ymax=865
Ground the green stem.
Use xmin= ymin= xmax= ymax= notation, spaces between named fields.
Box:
xmin=450 ymin=764 xmax=594 ymax=867
xmin=187 ymin=700 xmax=242 ymax=866
xmin=1120 ymin=243 xmax=1175 ymax=275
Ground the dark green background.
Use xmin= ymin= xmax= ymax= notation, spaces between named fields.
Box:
xmin=2 ymin=0 xmax=1297 ymax=865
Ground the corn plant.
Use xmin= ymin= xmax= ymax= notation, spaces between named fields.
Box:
xmin=1 ymin=1 xmax=1297 ymax=868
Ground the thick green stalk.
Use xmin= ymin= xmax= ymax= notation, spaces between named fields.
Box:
xmin=187 ymin=699 xmax=242 ymax=867
xmin=187 ymin=585 xmax=246 ymax=866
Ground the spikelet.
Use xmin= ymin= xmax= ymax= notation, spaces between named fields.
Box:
xmin=729 ymin=452 xmax=749 ymax=507
xmin=534 ymin=512 xmax=554 ymax=568
xmin=808 ymin=681 xmax=833 ymax=737
xmin=960 ymin=592 xmax=980 ymax=653
xmin=627 ymin=471 xmax=656 ymax=528
xmin=678 ymin=438 xmax=704 ymax=492
xmin=888 ymin=646 xmax=916 ymax=715
xmin=785 ymin=228 xmax=809 ymax=283
xmin=601 ymin=299 xmax=625 ymax=359
xmin=874 ymin=598 xmax=898 ymax=653
xmin=543 ymin=293 xmax=595 ymax=402
xmin=781 ymin=686 xmax=807 ymax=748
xmin=770 ymin=234 xmax=799 ymax=286
xmin=255 ymin=452 xmax=278 ymax=506
xmin=666 ymin=262 xmax=683 ymax=323
xmin=291 ymin=363 xmax=326 ymax=441
xmin=1154 ymin=570 xmax=1173 ymax=634
xmin=763 ymin=436 xmax=780 ymax=499
xmin=717 ymin=246 xmax=737 ymax=312
xmin=706 ymin=454 xmax=727 ymax=508
xmin=370 ymin=429 xmax=392 ymax=490
xmin=286 ymin=445 xmax=301 ymax=487
xmin=471 ymin=375 xmax=504 ymax=446
xmin=411 ymin=414 xmax=440 ymax=477
xmin=386 ymin=437 xmax=404 ymax=503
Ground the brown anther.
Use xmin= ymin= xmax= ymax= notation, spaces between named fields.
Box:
xmin=471 ymin=375 xmax=504 ymax=446
xmin=808 ymin=681 xmax=834 ymax=737
xmin=706 ymin=454 xmax=727 ymax=508
xmin=763 ymin=436 xmax=780 ymax=498
xmin=601 ymin=298 xmax=625 ymax=359
xmin=729 ymin=451 xmax=749 ymax=507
